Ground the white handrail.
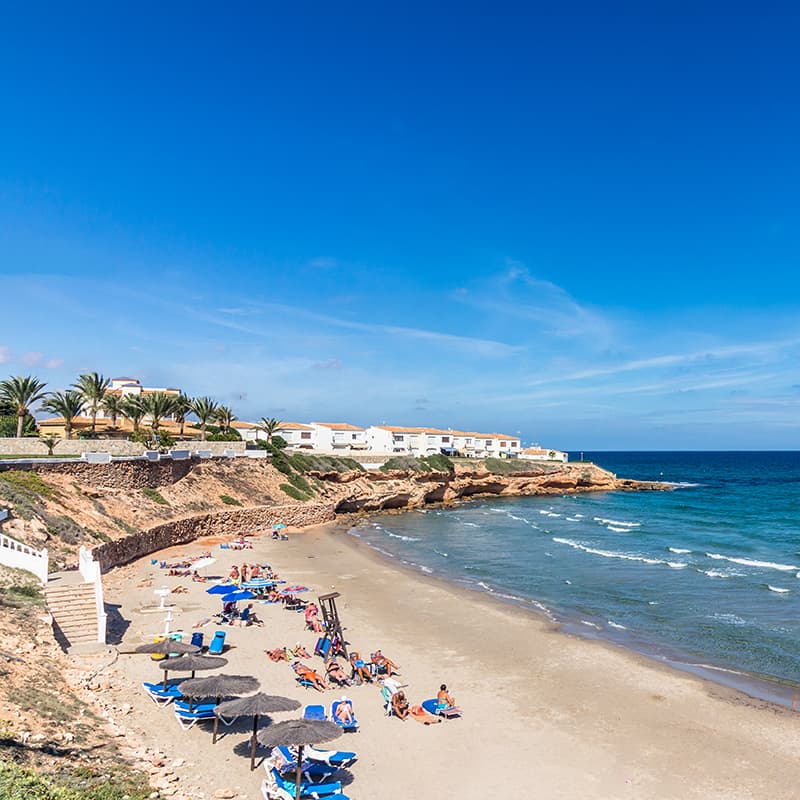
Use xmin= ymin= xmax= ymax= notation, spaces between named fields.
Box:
xmin=0 ymin=529 xmax=48 ymax=585
xmin=78 ymin=546 xmax=107 ymax=644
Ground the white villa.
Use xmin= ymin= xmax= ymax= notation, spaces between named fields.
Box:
xmin=518 ymin=446 xmax=569 ymax=463
xmin=367 ymin=426 xmax=522 ymax=458
xmin=310 ymin=422 xmax=370 ymax=451
xmin=90 ymin=378 xmax=182 ymax=420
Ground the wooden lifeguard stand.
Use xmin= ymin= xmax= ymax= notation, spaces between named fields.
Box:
xmin=317 ymin=591 xmax=348 ymax=660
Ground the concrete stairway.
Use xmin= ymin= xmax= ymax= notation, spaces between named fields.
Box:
xmin=45 ymin=572 xmax=100 ymax=651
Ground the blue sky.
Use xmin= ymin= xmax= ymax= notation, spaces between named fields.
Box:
xmin=1 ymin=3 xmax=799 ymax=449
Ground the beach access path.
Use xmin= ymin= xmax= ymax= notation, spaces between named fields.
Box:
xmin=103 ymin=522 xmax=800 ymax=800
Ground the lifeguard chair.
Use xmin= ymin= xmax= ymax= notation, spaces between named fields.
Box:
xmin=315 ymin=591 xmax=348 ymax=661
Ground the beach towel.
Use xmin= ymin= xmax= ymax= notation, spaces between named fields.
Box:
xmin=410 ymin=704 xmax=441 ymax=725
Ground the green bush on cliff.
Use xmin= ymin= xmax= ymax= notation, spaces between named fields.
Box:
xmin=380 ymin=455 xmax=453 ymax=473
xmin=220 ymin=494 xmax=242 ymax=506
xmin=0 ymin=761 xmax=151 ymax=800
xmin=289 ymin=453 xmax=364 ymax=473
xmin=286 ymin=472 xmax=314 ymax=496
xmin=279 ymin=483 xmax=310 ymax=501
xmin=141 ymin=487 xmax=169 ymax=505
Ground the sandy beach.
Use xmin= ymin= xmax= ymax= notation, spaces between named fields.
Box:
xmin=103 ymin=522 xmax=800 ymax=800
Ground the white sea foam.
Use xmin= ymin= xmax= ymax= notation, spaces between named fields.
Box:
xmin=702 ymin=570 xmax=732 ymax=578
xmin=593 ymin=517 xmax=641 ymax=527
xmin=564 ymin=579 xmax=572 ymax=585
xmin=607 ymin=620 xmax=627 ymax=630
xmin=507 ymin=513 xmax=530 ymax=523
xmin=383 ymin=530 xmax=422 ymax=542
xmin=709 ymin=613 xmax=746 ymax=626
xmin=566 ymin=516 xmax=582 ymax=522
xmin=461 ymin=522 xmax=480 ymax=528
xmin=574 ymin=513 xmax=584 ymax=518
xmin=477 ymin=581 xmax=493 ymax=592
xmin=433 ymin=549 xmax=448 ymax=557
xmin=706 ymin=553 xmax=798 ymax=572
xmin=667 ymin=562 xmax=688 ymax=569
xmin=669 ymin=547 xmax=691 ymax=554
xmin=553 ymin=537 xmax=665 ymax=566
xmin=607 ymin=525 xmax=631 ymax=532
xmin=768 ymin=585 xmax=790 ymax=593
xmin=580 ymin=620 xmax=601 ymax=629
xmin=539 ymin=510 xmax=551 ymax=516
xmin=648 ymin=601 xmax=659 ymax=605
xmin=420 ymin=566 xmax=433 ymax=574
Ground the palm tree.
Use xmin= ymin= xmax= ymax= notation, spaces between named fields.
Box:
xmin=0 ymin=375 xmax=48 ymax=438
xmin=120 ymin=396 xmax=146 ymax=433
xmin=215 ymin=405 xmax=236 ymax=434
xmin=191 ymin=396 xmax=218 ymax=441
xmin=101 ymin=394 xmax=124 ymax=428
xmin=257 ymin=417 xmax=283 ymax=444
xmin=173 ymin=393 xmax=193 ymax=438
xmin=141 ymin=392 xmax=177 ymax=434
xmin=40 ymin=436 xmax=58 ymax=456
xmin=41 ymin=390 xmax=83 ymax=439
xmin=73 ymin=372 xmax=111 ymax=432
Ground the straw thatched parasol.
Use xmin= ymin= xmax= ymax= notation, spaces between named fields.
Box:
xmin=216 ymin=693 xmax=300 ymax=769
xmin=257 ymin=719 xmax=342 ymax=799
xmin=135 ymin=639 xmax=200 ymax=656
xmin=176 ymin=674 xmax=259 ymax=713
xmin=157 ymin=654 xmax=227 ymax=687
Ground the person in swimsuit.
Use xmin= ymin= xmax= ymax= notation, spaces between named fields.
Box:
xmin=436 ymin=683 xmax=456 ymax=711
xmin=391 ymin=690 xmax=409 ymax=720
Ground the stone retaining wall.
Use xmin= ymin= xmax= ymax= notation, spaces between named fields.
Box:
xmin=0 ymin=438 xmax=247 ymax=457
xmin=8 ymin=459 xmax=195 ymax=489
xmin=92 ymin=502 xmax=336 ymax=571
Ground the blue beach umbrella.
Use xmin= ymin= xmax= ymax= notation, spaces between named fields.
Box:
xmin=206 ymin=584 xmax=235 ymax=595
xmin=242 ymin=578 xmax=275 ymax=589
xmin=272 ymin=524 xmax=287 ymax=530
xmin=222 ymin=590 xmax=255 ymax=603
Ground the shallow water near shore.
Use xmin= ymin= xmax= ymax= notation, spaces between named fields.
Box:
xmin=348 ymin=451 xmax=800 ymax=704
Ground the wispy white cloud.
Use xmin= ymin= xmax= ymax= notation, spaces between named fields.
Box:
xmin=22 ymin=352 xmax=44 ymax=366
xmin=0 ymin=346 xmax=11 ymax=364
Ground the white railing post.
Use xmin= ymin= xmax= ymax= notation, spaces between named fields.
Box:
xmin=0 ymin=525 xmax=49 ymax=585
xmin=78 ymin=546 xmax=107 ymax=644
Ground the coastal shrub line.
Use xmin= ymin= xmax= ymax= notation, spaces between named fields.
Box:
xmin=0 ymin=761 xmax=151 ymax=800
xmin=279 ymin=483 xmax=310 ymax=501
xmin=380 ymin=454 xmax=454 ymax=473
xmin=220 ymin=494 xmax=242 ymax=506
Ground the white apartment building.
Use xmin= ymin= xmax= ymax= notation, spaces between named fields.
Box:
xmin=518 ymin=447 xmax=569 ymax=463
xmin=367 ymin=426 xmax=454 ymax=456
xmin=449 ymin=431 xmax=521 ymax=458
xmin=277 ymin=422 xmax=316 ymax=449
xmin=310 ymin=422 xmax=369 ymax=451
xmin=90 ymin=378 xmax=182 ymax=421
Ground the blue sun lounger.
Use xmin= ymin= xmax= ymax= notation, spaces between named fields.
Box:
xmin=174 ymin=705 xmax=216 ymax=730
xmin=303 ymin=746 xmax=357 ymax=769
xmin=302 ymin=704 xmax=327 ymax=721
xmin=142 ymin=680 xmax=183 ymax=706
xmin=260 ymin=780 xmax=350 ymax=800
xmin=208 ymin=630 xmax=226 ymax=654
xmin=330 ymin=699 xmax=358 ymax=732
xmin=268 ymin=749 xmax=338 ymax=782
xmin=266 ymin=767 xmax=344 ymax=799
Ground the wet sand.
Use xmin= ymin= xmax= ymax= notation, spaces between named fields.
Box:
xmin=105 ymin=522 xmax=800 ymax=799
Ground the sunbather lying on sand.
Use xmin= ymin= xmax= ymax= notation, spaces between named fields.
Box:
xmin=326 ymin=660 xmax=352 ymax=686
xmin=266 ymin=647 xmax=291 ymax=662
xmin=191 ymin=571 xmax=207 ymax=582
xmin=410 ymin=704 xmax=441 ymax=725
xmin=292 ymin=662 xmax=327 ymax=692
xmin=168 ymin=569 xmax=191 ymax=576
xmin=291 ymin=643 xmax=311 ymax=658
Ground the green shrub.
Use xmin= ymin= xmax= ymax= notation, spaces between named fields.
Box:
xmin=279 ymin=483 xmax=309 ymax=501
xmin=141 ymin=487 xmax=169 ymax=505
xmin=286 ymin=472 xmax=314 ymax=495
xmin=112 ymin=517 xmax=139 ymax=536
xmin=0 ymin=470 xmax=55 ymax=500
xmin=420 ymin=453 xmax=454 ymax=472
xmin=220 ymin=494 xmax=242 ymax=506
xmin=129 ymin=429 xmax=151 ymax=445
xmin=47 ymin=515 xmax=85 ymax=545
xmin=270 ymin=435 xmax=288 ymax=449
xmin=207 ymin=431 xmax=242 ymax=441
xmin=155 ymin=430 xmax=175 ymax=448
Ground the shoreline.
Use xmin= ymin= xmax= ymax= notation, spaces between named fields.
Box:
xmin=102 ymin=519 xmax=800 ymax=799
xmin=334 ymin=516 xmax=800 ymax=710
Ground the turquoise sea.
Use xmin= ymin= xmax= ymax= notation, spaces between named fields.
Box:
xmin=347 ymin=452 xmax=800 ymax=705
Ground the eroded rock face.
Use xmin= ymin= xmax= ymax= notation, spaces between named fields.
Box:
xmin=328 ymin=462 xmax=668 ymax=514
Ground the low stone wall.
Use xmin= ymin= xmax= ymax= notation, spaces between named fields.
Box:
xmin=13 ymin=459 xmax=195 ymax=489
xmin=0 ymin=438 xmax=247 ymax=457
xmin=92 ymin=502 xmax=336 ymax=571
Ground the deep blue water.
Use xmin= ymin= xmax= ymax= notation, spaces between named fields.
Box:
xmin=347 ymin=452 xmax=800 ymax=700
